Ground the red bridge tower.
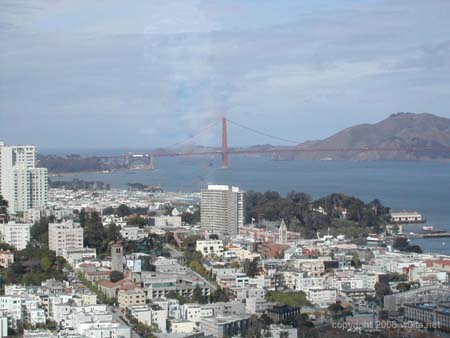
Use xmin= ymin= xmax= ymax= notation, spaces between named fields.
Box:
xmin=221 ymin=117 xmax=228 ymax=168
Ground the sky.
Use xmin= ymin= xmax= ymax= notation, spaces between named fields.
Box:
xmin=1 ymin=0 xmax=450 ymax=151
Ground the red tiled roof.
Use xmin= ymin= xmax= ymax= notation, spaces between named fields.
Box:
xmin=86 ymin=270 xmax=111 ymax=276
xmin=425 ymin=259 xmax=450 ymax=268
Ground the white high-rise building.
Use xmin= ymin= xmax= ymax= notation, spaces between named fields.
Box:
xmin=0 ymin=141 xmax=48 ymax=214
xmin=200 ymin=185 xmax=244 ymax=237
xmin=48 ymin=221 xmax=84 ymax=256
xmin=0 ymin=222 xmax=32 ymax=250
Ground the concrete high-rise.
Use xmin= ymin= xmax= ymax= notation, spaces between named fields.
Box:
xmin=48 ymin=221 xmax=84 ymax=256
xmin=200 ymin=185 xmax=244 ymax=237
xmin=0 ymin=142 xmax=48 ymax=214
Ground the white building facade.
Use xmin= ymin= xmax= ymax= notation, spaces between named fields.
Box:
xmin=0 ymin=222 xmax=31 ymax=250
xmin=196 ymin=240 xmax=224 ymax=257
xmin=0 ymin=142 xmax=48 ymax=215
xmin=48 ymin=221 xmax=84 ymax=256
xmin=200 ymin=185 xmax=244 ymax=236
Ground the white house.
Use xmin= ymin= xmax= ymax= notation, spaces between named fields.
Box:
xmin=307 ymin=288 xmax=337 ymax=305
xmin=196 ymin=240 xmax=224 ymax=258
xmin=120 ymin=226 xmax=146 ymax=241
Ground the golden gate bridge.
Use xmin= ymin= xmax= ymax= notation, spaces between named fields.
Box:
xmin=100 ymin=117 xmax=450 ymax=169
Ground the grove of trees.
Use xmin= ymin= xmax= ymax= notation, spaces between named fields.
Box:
xmin=245 ymin=190 xmax=391 ymax=238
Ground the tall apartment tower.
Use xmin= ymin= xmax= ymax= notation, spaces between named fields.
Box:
xmin=200 ymin=185 xmax=244 ymax=237
xmin=0 ymin=142 xmax=48 ymax=214
xmin=48 ymin=221 xmax=84 ymax=256
xmin=111 ymin=242 xmax=124 ymax=273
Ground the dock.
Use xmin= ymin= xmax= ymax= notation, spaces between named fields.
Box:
xmin=406 ymin=232 xmax=450 ymax=239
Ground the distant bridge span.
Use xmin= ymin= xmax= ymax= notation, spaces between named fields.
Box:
xmin=98 ymin=117 xmax=450 ymax=168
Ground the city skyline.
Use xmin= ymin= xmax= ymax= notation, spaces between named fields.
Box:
xmin=1 ymin=0 xmax=450 ymax=149
xmin=1 ymin=2 xmax=450 ymax=337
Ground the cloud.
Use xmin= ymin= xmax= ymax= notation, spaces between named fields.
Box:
xmin=1 ymin=0 xmax=450 ymax=148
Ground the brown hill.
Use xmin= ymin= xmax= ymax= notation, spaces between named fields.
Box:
xmin=293 ymin=113 xmax=450 ymax=160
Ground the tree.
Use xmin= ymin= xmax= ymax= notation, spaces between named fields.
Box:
xmin=210 ymin=288 xmax=229 ymax=303
xmin=393 ymin=237 xmax=423 ymax=253
xmin=104 ymin=223 xmax=121 ymax=243
xmin=328 ymin=302 xmax=344 ymax=319
xmin=110 ymin=271 xmax=124 ymax=283
xmin=393 ymin=237 xmax=409 ymax=250
xmin=127 ymin=216 xmax=148 ymax=227
xmin=0 ymin=242 xmax=15 ymax=252
xmin=189 ymin=260 xmax=207 ymax=276
xmin=297 ymin=313 xmax=314 ymax=329
xmin=243 ymin=258 xmax=259 ymax=278
xmin=31 ymin=216 xmax=53 ymax=247
xmin=163 ymin=205 xmax=174 ymax=216
xmin=405 ymin=245 xmax=422 ymax=253
xmin=352 ymin=253 xmax=361 ymax=268
xmin=375 ymin=282 xmax=391 ymax=306
xmin=166 ymin=290 xmax=189 ymax=305
xmin=81 ymin=210 xmax=106 ymax=252
xmin=142 ymin=256 xmax=154 ymax=272
xmin=244 ymin=190 xmax=389 ymax=239
xmin=192 ymin=287 xmax=208 ymax=304
xmin=181 ymin=208 xmax=200 ymax=225
xmin=182 ymin=235 xmax=202 ymax=260
xmin=279 ymin=331 xmax=289 ymax=338
xmin=0 ymin=195 xmax=8 ymax=216
xmin=266 ymin=291 xmax=311 ymax=307
xmin=287 ymin=191 xmax=312 ymax=205
xmin=230 ymin=261 xmax=240 ymax=269
xmin=262 ymin=329 xmax=273 ymax=338
xmin=102 ymin=206 xmax=115 ymax=215
xmin=116 ymin=204 xmax=131 ymax=217
xmin=40 ymin=257 xmax=53 ymax=272
xmin=397 ymin=282 xmax=411 ymax=292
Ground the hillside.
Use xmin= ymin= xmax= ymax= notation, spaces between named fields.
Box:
xmin=292 ymin=113 xmax=450 ymax=160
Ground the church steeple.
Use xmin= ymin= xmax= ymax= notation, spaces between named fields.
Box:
xmin=278 ymin=219 xmax=287 ymax=244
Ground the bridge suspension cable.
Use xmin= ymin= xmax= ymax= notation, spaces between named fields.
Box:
xmin=167 ymin=119 xmax=220 ymax=150
xmin=226 ymin=118 xmax=300 ymax=145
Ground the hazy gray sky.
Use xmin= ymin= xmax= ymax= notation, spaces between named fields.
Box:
xmin=1 ymin=0 xmax=450 ymax=150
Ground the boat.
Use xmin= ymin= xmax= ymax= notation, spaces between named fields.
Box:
xmin=422 ymin=225 xmax=434 ymax=231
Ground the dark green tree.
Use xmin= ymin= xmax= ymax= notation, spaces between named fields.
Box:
xmin=243 ymin=258 xmax=259 ymax=278
xmin=210 ymin=287 xmax=229 ymax=303
xmin=110 ymin=271 xmax=124 ymax=283
xmin=0 ymin=195 xmax=8 ymax=216
xmin=127 ymin=216 xmax=148 ymax=227
xmin=105 ymin=223 xmax=121 ymax=243
xmin=393 ymin=237 xmax=423 ymax=253
xmin=328 ymin=302 xmax=344 ymax=319
xmin=116 ymin=204 xmax=131 ymax=217
xmin=81 ymin=210 xmax=105 ymax=251
xmin=181 ymin=208 xmax=200 ymax=225
xmin=102 ymin=206 xmax=115 ymax=215
xmin=375 ymin=282 xmax=391 ymax=306
xmin=396 ymin=282 xmax=411 ymax=292
xmin=31 ymin=216 xmax=54 ymax=247
xmin=192 ymin=286 xmax=208 ymax=304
